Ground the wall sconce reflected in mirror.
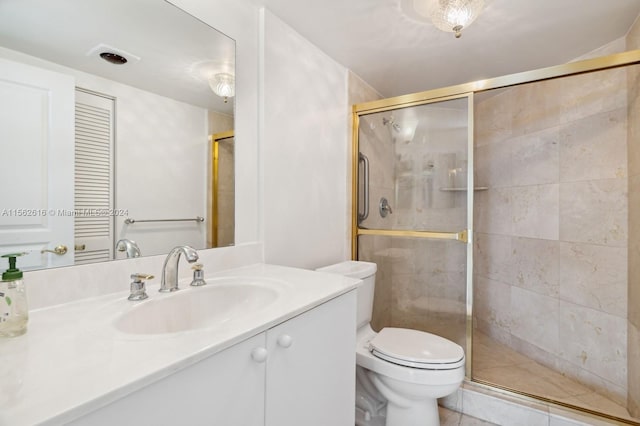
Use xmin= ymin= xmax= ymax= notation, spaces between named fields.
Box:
xmin=208 ymin=72 xmax=235 ymax=103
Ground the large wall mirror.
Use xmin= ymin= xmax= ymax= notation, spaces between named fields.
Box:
xmin=0 ymin=0 xmax=236 ymax=271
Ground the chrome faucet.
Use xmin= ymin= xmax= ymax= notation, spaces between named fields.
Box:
xmin=160 ymin=246 xmax=199 ymax=292
xmin=116 ymin=239 xmax=141 ymax=258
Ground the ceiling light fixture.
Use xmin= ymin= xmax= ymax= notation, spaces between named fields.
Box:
xmin=208 ymin=73 xmax=235 ymax=103
xmin=418 ymin=0 xmax=485 ymax=38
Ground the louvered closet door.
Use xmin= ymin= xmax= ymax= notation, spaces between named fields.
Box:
xmin=74 ymin=89 xmax=114 ymax=264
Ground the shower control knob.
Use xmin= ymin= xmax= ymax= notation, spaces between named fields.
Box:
xmin=251 ymin=347 xmax=268 ymax=363
xmin=379 ymin=197 xmax=393 ymax=218
xmin=277 ymin=334 xmax=293 ymax=348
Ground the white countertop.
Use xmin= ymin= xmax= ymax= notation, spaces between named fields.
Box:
xmin=0 ymin=263 xmax=359 ymax=426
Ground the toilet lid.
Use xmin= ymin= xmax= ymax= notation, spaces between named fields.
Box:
xmin=369 ymin=328 xmax=465 ymax=370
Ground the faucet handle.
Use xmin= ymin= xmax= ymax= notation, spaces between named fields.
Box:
xmin=128 ymin=273 xmax=154 ymax=301
xmin=190 ymin=264 xmax=207 ymax=287
xmin=131 ymin=273 xmax=154 ymax=281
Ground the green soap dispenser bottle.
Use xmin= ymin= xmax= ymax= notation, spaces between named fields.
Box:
xmin=0 ymin=253 xmax=28 ymax=337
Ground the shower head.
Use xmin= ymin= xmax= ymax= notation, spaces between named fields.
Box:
xmin=382 ymin=116 xmax=401 ymax=133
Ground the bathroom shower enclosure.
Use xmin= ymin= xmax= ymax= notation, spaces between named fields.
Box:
xmin=352 ymin=50 xmax=640 ymax=424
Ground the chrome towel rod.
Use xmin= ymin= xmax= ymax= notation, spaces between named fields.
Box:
xmin=124 ymin=216 xmax=205 ymax=225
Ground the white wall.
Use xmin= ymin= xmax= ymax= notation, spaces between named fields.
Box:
xmin=261 ymin=10 xmax=350 ymax=269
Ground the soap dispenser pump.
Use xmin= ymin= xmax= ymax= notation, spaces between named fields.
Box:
xmin=0 ymin=253 xmax=28 ymax=337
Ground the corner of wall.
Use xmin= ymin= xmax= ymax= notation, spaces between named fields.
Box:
xmin=347 ymin=71 xmax=384 ymax=103
xmin=626 ymin=9 xmax=640 ymax=418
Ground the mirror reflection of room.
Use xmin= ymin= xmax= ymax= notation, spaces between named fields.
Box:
xmin=0 ymin=0 xmax=236 ymax=271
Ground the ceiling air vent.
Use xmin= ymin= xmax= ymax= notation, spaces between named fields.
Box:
xmin=86 ymin=43 xmax=141 ymax=64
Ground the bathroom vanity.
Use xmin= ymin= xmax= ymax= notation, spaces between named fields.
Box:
xmin=0 ymin=264 xmax=358 ymax=426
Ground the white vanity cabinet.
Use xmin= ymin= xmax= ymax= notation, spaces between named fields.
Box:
xmin=265 ymin=289 xmax=356 ymax=426
xmin=69 ymin=291 xmax=355 ymax=426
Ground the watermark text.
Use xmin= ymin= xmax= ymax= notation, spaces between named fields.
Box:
xmin=1 ymin=208 xmax=129 ymax=217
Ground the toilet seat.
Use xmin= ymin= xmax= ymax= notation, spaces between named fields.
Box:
xmin=369 ymin=328 xmax=464 ymax=370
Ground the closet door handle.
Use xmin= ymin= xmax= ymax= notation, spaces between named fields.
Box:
xmin=358 ymin=153 xmax=370 ymax=223
xmin=41 ymin=245 xmax=68 ymax=255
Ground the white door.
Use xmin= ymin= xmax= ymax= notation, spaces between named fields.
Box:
xmin=0 ymin=57 xmax=75 ymax=269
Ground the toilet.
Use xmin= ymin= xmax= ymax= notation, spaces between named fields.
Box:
xmin=316 ymin=261 xmax=465 ymax=426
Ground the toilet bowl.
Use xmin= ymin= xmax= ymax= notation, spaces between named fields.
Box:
xmin=316 ymin=261 xmax=465 ymax=426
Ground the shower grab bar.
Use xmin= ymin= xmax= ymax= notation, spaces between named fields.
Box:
xmin=124 ymin=216 xmax=205 ymax=225
xmin=358 ymin=153 xmax=370 ymax=222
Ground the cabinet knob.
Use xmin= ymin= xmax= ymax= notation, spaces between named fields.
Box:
xmin=277 ymin=334 xmax=293 ymax=348
xmin=251 ymin=347 xmax=268 ymax=363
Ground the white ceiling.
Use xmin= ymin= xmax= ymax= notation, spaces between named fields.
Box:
xmin=2 ymin=1 xmax=639 ymax=110
xmin=255 ymin=0 xmax=640 ymax=97
xmin=0 ymin=0 xmax=235 ymax=114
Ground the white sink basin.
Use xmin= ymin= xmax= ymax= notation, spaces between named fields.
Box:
xmin=114 ymin=277 xmax=282 ymax=335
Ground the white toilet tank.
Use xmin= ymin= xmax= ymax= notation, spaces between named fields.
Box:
xmin=316 ymin=261 xmax=377 ymax=329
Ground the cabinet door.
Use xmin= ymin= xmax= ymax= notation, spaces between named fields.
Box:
xmin=69 ymin=333 xmax=266 ymax=426
xmin=265 ymin=291 xmax=356 ymax=426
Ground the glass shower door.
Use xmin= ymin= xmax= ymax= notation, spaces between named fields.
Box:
xmin=354 ymin=95 xmax=474 ymax=376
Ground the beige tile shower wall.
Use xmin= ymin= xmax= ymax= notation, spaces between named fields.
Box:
xmin=473 ymin=65 xmax=629 ymax=405
xmin=626 ymin=17 xmax=640 ymax=418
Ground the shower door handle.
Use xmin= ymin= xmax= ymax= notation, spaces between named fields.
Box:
xmin=358 ymin=153 xmax=370 ymax=222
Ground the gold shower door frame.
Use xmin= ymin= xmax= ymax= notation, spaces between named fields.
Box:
xmin=210 ymin=130 xmax=234 ymax=248
xmin=351 ymin=49 xmax=640 ymax=424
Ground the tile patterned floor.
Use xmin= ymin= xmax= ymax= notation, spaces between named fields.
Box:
xmin=472 ymin=332 xmax=636 ymax=422
xmin=439 ymin=406 xmax=498 ymax=425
